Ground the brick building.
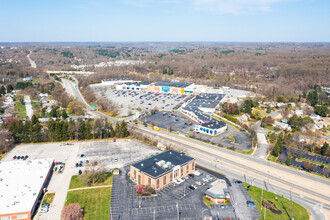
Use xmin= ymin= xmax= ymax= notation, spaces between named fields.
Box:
xmin=0 ymin=158 xmax=54 ymax=220
xmin=129 ymin=150 xmax=195 ymax=191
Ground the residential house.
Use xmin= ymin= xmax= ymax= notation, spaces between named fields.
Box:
xmin=273 ymin=121 xmax=291 ymax=131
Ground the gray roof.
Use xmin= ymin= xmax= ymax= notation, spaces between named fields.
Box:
xmin=132 ymin=150 xmax=194 ymax=178
xmin=102 ymin=78 xmax=131 ymax=82
xmin=125 ymin=81 xmax=152 ymax=86
xmin=155 ymin=81 xmax=192 ymax=88
xmin=205 ymin=179 xmax=229 ymax=199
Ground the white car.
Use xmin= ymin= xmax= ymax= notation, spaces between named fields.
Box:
xmin=195 ymin=181 xmax=202 ymax=186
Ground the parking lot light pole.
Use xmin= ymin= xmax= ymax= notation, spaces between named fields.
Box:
xmin=202 ymin=209 xmax=208 ymax=218
xmin=183 ymin=181 xmax=186 ymax=197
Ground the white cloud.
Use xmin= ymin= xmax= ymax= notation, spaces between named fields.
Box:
xmin=193 ymin=0 xmax=286 ymax=14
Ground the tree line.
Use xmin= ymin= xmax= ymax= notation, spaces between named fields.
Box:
xmin=3 ymin=116 xmax=129 ymax=144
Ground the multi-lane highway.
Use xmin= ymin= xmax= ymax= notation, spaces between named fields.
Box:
xmin=61 ymin=78 xmax=330 ymax=220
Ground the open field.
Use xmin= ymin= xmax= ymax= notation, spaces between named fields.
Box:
xmin=65 ymin=187 xmax=111 ymax=220
xmin=244 ymin=183 xmax=309 ymax=220
xmin=15 ymin=102 xmax=26 ymax=118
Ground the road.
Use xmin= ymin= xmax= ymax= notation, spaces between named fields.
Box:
xmin=252 ymin=110 xmax=282 ymax=159
xmin=135 ymin=125 xmax=330 ymax=220
xmin=61 ymin=78 xmax=136 ymax=122
xmin=24 ymin=95 xmax=33 ymax=119
xmin=27 ymin=51 xmax=37 ymax=68
xmin=62 ymin=78 xmax=329 ymax=220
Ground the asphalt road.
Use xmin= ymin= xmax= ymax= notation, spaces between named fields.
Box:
xmin=252 ymin=110 xmax=282 ymax=159
xmin=27 ymin=51 xmax=37 ymax=68
xmin=61 ymin=78 xmax=136 ymax=122
xmin=134 ymin=125 xmax=330 ymax=220
xmin=24 ymin=95 xmax=33 ymax=119
xmin=61 ymin=78 xmax=329 ymax=220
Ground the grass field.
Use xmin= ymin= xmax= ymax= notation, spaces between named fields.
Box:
xmin=15 ymin=102 xmax=26 ymax=119
xmin=65 ymin=187 xmax=111 ymax=220
xmin=69 ymin=172 xmax=113 ymax=189
xmin=42 ymin=193 xmax=55 ymax=204
xmin=244 ymin=183 xmax=309 ymax=220
xmin=267 ymin=155 xmax=278 ymax=162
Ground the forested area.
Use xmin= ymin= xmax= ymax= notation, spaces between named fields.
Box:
xmin=3 ymin=116 xmax=129 ymax=144
xmin=2 ymin=43 xmax=329 ymax=99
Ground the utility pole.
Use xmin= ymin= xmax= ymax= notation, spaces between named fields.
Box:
xmin=291 ymin=188 xmax=293 ymax=220
xmin=261 ymin=183 xmax=264 ymax=219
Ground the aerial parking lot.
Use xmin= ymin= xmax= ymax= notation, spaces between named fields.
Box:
xmin=95 ymin=87 xmax=192 ymax=116
xmin=2 ymin=139 xmax=160 ymax=220
xmin=111 ymin=166 xmax=260 ymax=220
xmin=140 ymin=111 xmax=252 ymax=152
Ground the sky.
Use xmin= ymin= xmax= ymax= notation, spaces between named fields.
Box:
xmin=0 ymin=0 xmax=329 ymax=42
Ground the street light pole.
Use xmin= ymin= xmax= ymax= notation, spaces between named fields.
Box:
xmin=176 ymin=202 xmax=179 ymax=220
xmin=202 ymin=209 xmax=208 ymax=218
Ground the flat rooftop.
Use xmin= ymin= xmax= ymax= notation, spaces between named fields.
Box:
xmin=205 ymin=179 xmax=229 ymax=199
xmin=132 ymin=150 xmax=194 ymax=178
xmin=0 ymin=158 xmax=54 ymax=215
xmin=102 ymin=78 xmax=132 ymax=82
xmin=155 ymin=81 xmax=192 ymax=88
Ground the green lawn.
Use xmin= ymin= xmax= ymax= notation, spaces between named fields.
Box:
xmin=69 ymin=172 xmax=113 ymax=189
xmin=42 ymin=193 xmax=55 ymax=204
xmin=244 ymin=183 xmax=309 ymax=220
xmin=31 ymin=100 xmax=40 ymax=110
xmin=65 ymin=187 xmax=111 ymax=220
xmin=234 ymin=147 xmax=255 ymax=155
xmin=15 ymin=102 xmax=26 ymax=119
xmin=267 ymin=155 xmax=278 ymax=162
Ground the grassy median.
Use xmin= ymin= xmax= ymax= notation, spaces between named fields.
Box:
xmin=244 ymin=183 xmax=309 ymax=220
xmin=69 ymin=171 xmax=113 ymax=189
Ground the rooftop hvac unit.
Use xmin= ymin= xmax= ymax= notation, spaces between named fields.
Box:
xmin=156 ymin=160 xmax=165 ymax=166
xmin=165 ymin=161 xmax=172 ymax=166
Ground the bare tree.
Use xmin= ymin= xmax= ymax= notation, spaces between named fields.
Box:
xmin=0 ymin=129 xmax=14 ymax=153
xmin=82 ymin=159 xmax=107 ymax=185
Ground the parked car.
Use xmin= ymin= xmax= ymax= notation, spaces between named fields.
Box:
xmin=13 ymin=155 xmax=17 ymax=160
xmin=235 ymin=180 xmax=242 ymax=184
xmin=75 ymin=163 xmax=79 ymax=167
xmin=188 ymin=174 xmax=194 ymax=178
xmin=80 ymin=154 xmax=84 ymax=157
xmin=195 ymin=181 xmax=202 ymax=186
xmin=247 ymin=201 xmax=256 ymax=207
xmin=189 ymin=185 xmax=196 ymax=190
xmin=78 ymin=170 xmax=82 ymax=175
xmin=220 ymin=204 xmax=225 ymax=209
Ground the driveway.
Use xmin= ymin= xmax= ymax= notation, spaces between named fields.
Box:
xmin=24 ymin=95 xmax=33 ymax=119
